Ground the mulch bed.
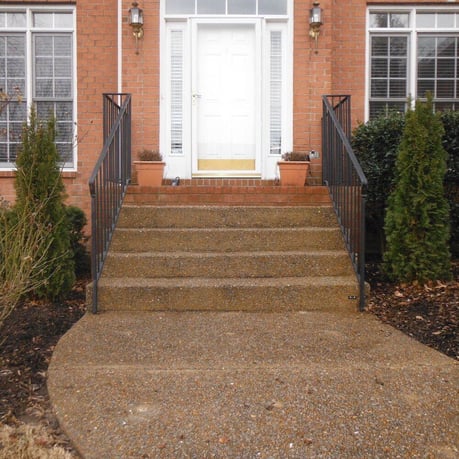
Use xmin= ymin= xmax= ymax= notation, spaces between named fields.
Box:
xmin=366 ymin=260 xmax=459 ymax=360
xmin=0 ymin=266 xmax=457 ymax=455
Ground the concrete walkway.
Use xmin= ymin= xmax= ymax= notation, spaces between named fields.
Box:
xmin=48 ymin=311 xmax=458 ymax=458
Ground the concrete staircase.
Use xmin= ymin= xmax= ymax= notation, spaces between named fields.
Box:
xmin=95 ymin=184 xmax=360 ymax=312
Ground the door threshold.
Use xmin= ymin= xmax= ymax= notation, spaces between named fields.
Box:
xmin=192 ymin=173 xmax=262 ymax=178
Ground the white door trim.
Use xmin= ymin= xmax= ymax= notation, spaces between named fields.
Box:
xmin=160 ymin=15 xmax=293 ymax=180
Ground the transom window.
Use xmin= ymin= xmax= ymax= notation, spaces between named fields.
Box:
xmin=368 ymin=7 xmax=459 ymax=119
xmin=0 ymin=8 xmax=75 ymax=168
xmin=165 ymin=0 xmax=287 ymax=15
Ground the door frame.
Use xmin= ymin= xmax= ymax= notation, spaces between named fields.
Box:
xmin=160 ymin=11 xmax=293 ymax=180
xmin=190 ymin=18 xmax=262 ymax=177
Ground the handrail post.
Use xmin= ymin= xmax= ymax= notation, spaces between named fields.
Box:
xmin=322 ymin=95 xmax=368 ymax=311
xmin=88 ymin=93 xmax=132 ymax=313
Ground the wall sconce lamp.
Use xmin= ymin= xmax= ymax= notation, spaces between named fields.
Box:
xmin=309 ymin=1 xmax=323 ymax=53
xmin=129 ymin=2 xmax=144 ymax=54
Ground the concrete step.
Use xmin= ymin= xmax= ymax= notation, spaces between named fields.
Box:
xmin=103 ymin=251 xmax=354 ymax=279
xmin=124 ymin=185 xmax=331 ymax=206
xmin=117 ymin=205 xmax=338 ymax=229
xmin=92 ymin=276 xmax=359 ymax=312
xmin=110 ymin=227 xmax=345 ymax=253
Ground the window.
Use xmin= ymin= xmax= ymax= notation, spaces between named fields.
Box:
xmin=0 ymin=7 xmax=75 ymax=168
xmin=165 ymin=0 xmax=287 ymax=15
xmin=368 ymin=8 xmax=459 ymax=119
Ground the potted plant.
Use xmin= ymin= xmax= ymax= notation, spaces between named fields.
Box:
xmin=277 ymin=151 xmax=310 ymax=186
xmin=134 ymin=149 xmax=165 ymax=187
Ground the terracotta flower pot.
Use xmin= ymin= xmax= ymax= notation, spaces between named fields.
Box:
xmin=277 ymin=161 xmax=310 ymax=186
xmin=134 ymin=161 xmax=165 ymax=187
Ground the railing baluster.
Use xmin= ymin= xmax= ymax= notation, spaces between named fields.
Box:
xmin=89 ymin=93 xmax=132 ymax=313
xmin=322 ymin=95 xmax=368 ymax=311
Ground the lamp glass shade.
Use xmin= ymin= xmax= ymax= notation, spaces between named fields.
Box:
xmin=129 ymin=6 xmax=143 ymax=25
xmin=310 ymin=6 xmax=322 ymax=25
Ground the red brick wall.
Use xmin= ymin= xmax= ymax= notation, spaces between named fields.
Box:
xmin=0 ymin=0 xmax=119 ymax=221
xmin=1 ymin=0 xmax=455 ymax=212
xmin=122 ymin=0 xmax=160 ymax=158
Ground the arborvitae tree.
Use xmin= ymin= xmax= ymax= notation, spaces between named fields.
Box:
xmin=384 ymin=96 xmax=451 ymax=283
xmin=14 ymin=107 xmax=75 ymax=299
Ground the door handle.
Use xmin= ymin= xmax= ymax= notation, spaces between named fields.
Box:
xmin=192 ymin=93 xmax=202 ymax=106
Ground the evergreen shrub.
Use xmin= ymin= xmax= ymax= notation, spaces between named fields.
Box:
xmin=384 ymin=97 xmax=451 ymax=283
xmin=14 ymin=107 xmax=75 ymax=300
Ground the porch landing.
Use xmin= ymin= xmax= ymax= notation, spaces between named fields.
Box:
xmin=48 ymin=310 xmax=458 ymax=458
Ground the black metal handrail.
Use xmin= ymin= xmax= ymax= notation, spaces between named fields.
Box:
xmin=89 ymin=93 xmax=132 ymax=313
xmin=322 ymin=95 xmax=368 ymax=310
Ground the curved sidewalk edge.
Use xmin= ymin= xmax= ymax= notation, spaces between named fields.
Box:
xmin=48 ymin=311 xmax=459 ymax=459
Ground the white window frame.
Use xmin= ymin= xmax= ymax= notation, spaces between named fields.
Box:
xmin=366 ymin=5 xmax=459 ymax=120
xmin=0 ymin=5 xmax=77 ymax=170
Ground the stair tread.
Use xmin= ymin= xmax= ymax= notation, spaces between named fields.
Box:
xmin=115 ymin=227 xmax=340 ymax=232
xmin=107 ymin=250 xmax=348 ymax=257
xmin=99 ymin=276 xmax=358 ymax=287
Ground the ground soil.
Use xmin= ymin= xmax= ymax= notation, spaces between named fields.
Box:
xmin=0 ymin=265 xmax=457 ymax=456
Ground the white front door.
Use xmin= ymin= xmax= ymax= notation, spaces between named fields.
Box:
xmin=192 ymin=21 xmax=261 ymax=176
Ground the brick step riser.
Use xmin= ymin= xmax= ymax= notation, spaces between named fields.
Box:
xmin=110 ymin=228 xmax=345 ymax=253
xmin=93 ymin=282 xmax=359 ymax=312
xmin=117 ymin=206 xmax=338 ymax=229
xmin=103 ymin=253 xmax=354 ymax=279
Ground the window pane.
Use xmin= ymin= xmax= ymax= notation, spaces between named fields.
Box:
xmin=417 ymin=13 xmax=435 ymax=29
xmin=34 ymin=13 xmax=53 ymax=28
xmin=418 ymin=58 xmax=435 ymax=78
xmin=55 ymin=13 xmax=73 ymax=28
xmin=228 ymin=0 xmax=256 ymax=14
xmin=438 ymin=13 xmax=455 ymax=28
xmin=372 ymin=58 xmax=388 ymax=77
xmin=270 ymin=31 xmax=282 ymax=154
xmin=390 ymin=37 xmax=407 ymax=56
xmin=437 ymin=80 xmax=454 ymax=98
xmin=371 ymin=80 xmax=387 ymax=97
xmin=36 ymin=57 xmax=53 ymax=77
xmin=418 ymin=37 xmax=435 ymax=57
xmin=389 ymin=80 xmax=406 ymax=97
xmin=438 ymin=37 xmax=455 ymax=57
xmin=0 ymin=13 xmax=5 ymax=28
xmin=390 ymin=13 xmax=409 ymax=28
xmin=7 ymin=13 xmax=26 ymax=28
xmin=55 ymin=79 xmax=72 ymax=97
xmin=438 ymin=59 xmax=455 ymax=78
xmin=372 ymin=37 xmax=388 ymax=56
xmin=390 ymin=59 xmax=406 ymax=78
xmin=418 ymin=80 xmax=435 ymax=97
xmin=197 ymin=0 xmax=225 ymax=14
xmin=259 ymin=0 xmax=287 ymax=15
xmin=55 ymin=36 xmax=72 ymax=55
xmin=35 ymin=35 xmax=53 ymax=54
xmin=370 ymin=13 xmax=388 ymax=28
xmin=7 ymin=36 xmax=25 ymax=56
xmin=166 ymin=0 xmax=195 ymax=14
xmin=170 ymin=30 xmax=183 ymax=154
xmin=55 ymin=57 xmax=72 ymax=77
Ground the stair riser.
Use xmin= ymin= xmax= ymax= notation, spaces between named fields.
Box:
xmin=110 ymin=229 xmax=345 ymax=253
xmin=94 ymin=284 xmax=359 ymax=312
xmin=103 ymin=253 xmax=354 ymax=278
xmin=124 ymin=195 xmax=332 ymax=206
xmin=117 ymin=206 xmax=338 ymax=229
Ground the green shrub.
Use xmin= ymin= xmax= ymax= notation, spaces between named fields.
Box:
xmin=65 ymin=205 xmax=90 ymax=276
xmin=440 ymin=111 xmax=459 ymax=256
xmin=384 ymin=96 xmax=451 ymax=283
xmin=14 ymin=107 xmax=75 ymax=300
xmin=0 ymin=198 xmax=56 ymax=328
xmin=352 ymin=111 xmax=405 ymax=254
